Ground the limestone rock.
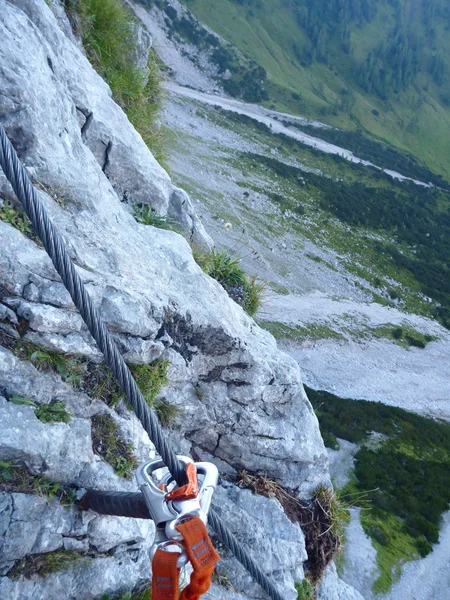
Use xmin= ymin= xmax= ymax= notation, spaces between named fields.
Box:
xmin=212 ymin=482 xmax=306 ymax=599
xmin=0 ymin=0 xmax=332 ymax=598
xmin=317 ymin=562 xmax=366 ymax=600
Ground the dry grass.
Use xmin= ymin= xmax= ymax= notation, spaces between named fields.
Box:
xmin=236 ymin=472 xmax=345 ymax=584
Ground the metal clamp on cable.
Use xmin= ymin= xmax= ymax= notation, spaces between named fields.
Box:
xmin=136 ymin=456 xmax=218 ymax=568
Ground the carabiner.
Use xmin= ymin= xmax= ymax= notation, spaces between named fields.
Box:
xmin=136 ymin=456 xmax=219 ymax=550
xmin=150 ymin=539 xmax=189 ymax=569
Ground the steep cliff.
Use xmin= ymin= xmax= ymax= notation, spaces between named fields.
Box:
xmin=0 ymin=1 xmax=363 ymax=599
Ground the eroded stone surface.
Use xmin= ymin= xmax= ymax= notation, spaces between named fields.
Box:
xmin=0 ymin=0 xmax=331 ymax=598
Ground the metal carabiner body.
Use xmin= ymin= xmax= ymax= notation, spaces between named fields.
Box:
xmin=136 ymin=455 xmax=219 ymax=566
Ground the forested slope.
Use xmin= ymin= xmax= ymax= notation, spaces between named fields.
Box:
xmin=178 ymin=0 xmax=450 ymax=178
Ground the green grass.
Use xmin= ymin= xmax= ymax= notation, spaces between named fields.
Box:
xmin=360 ymin=509 xmax=420 ymax=593
xmin=259 ymin=320 xmax=344 ymax=342
xmin=4 ymin=332 xmax=175 ymax=427
xmin=91 ymin=413 xmax=138 ymax=478
xmin=0 ymin=198 xmax=36 ymax=240
xmin=193 ymin=247 xmax=265 ymax=316
xmin=133 ymin=204 xmax=177 ymax=230
xmin=8 ymin=551 xmax=86 ymax=580
xmin=179 ymin=0 xmax=450 ymax=179
xmin=308 ymin=386 xmax=450 ymax=592
xmin=295 ymin=578 xmax=315 ymax=600
xmin=35 ymin=401 xmax=72 ymax=424
xmin=8 ymin=395 xmax=72 ymax=424
xmin=0 ymin=460 xmax=76 ymax=506
xmin=101 ymin=588 xmax=151 ymax=600
xmin=67 ymin=0 xmax=165 ymax=163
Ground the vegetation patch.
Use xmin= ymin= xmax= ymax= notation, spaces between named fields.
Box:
xmin=3 ymin=331 xmax=174 ymax=426
xmin=8 ymin=395 xmax=72 ymax=424
xmin=307 ymin=386 xmax=450 ymax=591
xmin=100 ymin=588 xmax=151 ymax=600
xmin=133 ymin=203 xmax=177 ymax=230
xmin=179 ymin=0 xmax=450 ymax=179
xmin=0 ymin=198 xmax=38 ymax=242
xmin=244 ymin=148 xmax=450 ymax=328
xmin=295 ymin=577 xmax=315 ymax=600
xmin=284 ymin=121 xmax=450 ymax=191
xmin=193 ymin=247 xmax=265 ymax=316
xmin=236 ymin=471 xmax=344 ymax=584
xmin=369 ymin=324 xmax=438 ymax=349
xmin=0 ymin=460 xmax=76 ymax=506
xmin=259 ymin=320 xmax=344 ymax=342
xmin=91 ymin=413 xmax=138 ymax=478
xmin=8 ymin=550 xmax=86 ymax=580
xmin=64 ymin=0 xmax=164 ymax=162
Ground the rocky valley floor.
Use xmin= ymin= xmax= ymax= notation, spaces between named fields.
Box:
xmin=160 ymin=77 xmax=450 ymax=600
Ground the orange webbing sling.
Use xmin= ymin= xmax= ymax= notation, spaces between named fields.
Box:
xmin=152 ymin=516 xmax=220 ymax=600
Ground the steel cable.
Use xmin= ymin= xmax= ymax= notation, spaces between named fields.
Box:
xmin=0 ymin=123 xmax=284 ymax=600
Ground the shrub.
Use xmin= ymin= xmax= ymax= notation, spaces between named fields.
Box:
xmin=405 ymin=335 xmax=426 ymax=348
xmin=392 ymin=327 xmax=403 ymax=339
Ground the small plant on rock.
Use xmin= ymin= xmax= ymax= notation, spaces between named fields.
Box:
xmin=0 ymin=460 xmax=76 ymax=505
xmin=0 ymin=198 xmax=35 ymax=239
xmin=66 ymin=0 xmax=165 ymax=162
xmin=8 ymin=550 xmax=86 ymax=580
xmin=91 ymin=413 xmax=138 ymax=478
xmin=192 ymin=248 xmax=265 ymax=317
xmin=8 ymin=395 xmax=72 ymax=424
xmin=35 ymin=400 xmax=72 ymax=424
xmin=153 ymin=398 xmax=182 ymax=428
xmin=133 ymin=203 xmax=176 ymax=230
xmin=130 ymin=360 xmax=170 ymax=407
xmin=295 ymin=577 xmax=315 ymax=600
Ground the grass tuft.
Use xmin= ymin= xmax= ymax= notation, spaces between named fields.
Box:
xmin=153 ymin=398 xmax=182 ymax=428
xmin=295 ymin=577 xmax=315 ymax=600
xmin=0 ymin=198 xmax=37 ymax=241
xmin=0 ymin=460 xmax=76 ymax=506
xmin=8 ymin=395 xmax=72 ymax=424
xmin=192 ymin=247 xmax=265 ymax=316
xmin=35 ymin=401 xmax=72 ymax=424
xmin=133 ymin=204 xmax=176 ymax=230
xmin=66 ymin=0 xmax=165 ymax=163
xmin=130 ymin=361 xmax=169 ymax=406
xmin=91 ymin=413 xmax=138 ymax=478
xmin=8 ymin=550 xmax=86 ymax=580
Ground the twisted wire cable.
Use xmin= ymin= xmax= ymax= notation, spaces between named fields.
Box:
xmin=0 ymin=123 xmax=284 ymax=600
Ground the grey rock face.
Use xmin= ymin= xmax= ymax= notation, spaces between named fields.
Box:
xmin=317 ymin=562 xmax=366 ymax=600
xmin=0 ymin=0 xmax=331 ymax=598
xmin=212 ymin=482 xmax=306 ymax=599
